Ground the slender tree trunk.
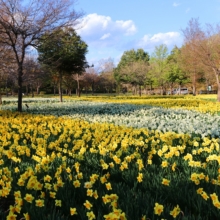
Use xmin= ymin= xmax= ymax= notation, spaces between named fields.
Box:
xmin=0 ymin=92 xmax=2 ymax=105
xmin=160 ymin=86 xmax=163 ymax=95
xmin=92 ymin=82 xmax=94 ymax=95
xmin=76 ymin=74 xmax=80 ymax=97
xmin=133 ymin=85 xmax=137 ymax=95
xmin=192 ymin=71 xmax=196 ymax=96
xmin=17 ymin=64 xmax=23 ymax=112
xmin=216 ymin=74 xmax=220 ymax=102
xmin=213 ymin=68 xmax=220 ymax=102
xmin=178 ymin=85 xmax=181 ymax=95
xmin=139 ymin=85 xmax=141 ymax=96
xmin=217 ymin=83 xmax=220 ymax=102
xmin=59 ymin=73 xmax=63 ymax=102
xmin=151 ymin=83 xmax=153 ymax=92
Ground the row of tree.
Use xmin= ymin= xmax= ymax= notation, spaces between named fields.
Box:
xmin=115 ymin=18 xmax=220 ymax=101
xmin=1 ymin=0 xmax=220 ymax=113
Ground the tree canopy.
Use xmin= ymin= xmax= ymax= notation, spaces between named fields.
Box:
xmin=37 ymin=27 xmax=88 ymax=101
xmin=114 ymin=49 xmax=149 ymax=95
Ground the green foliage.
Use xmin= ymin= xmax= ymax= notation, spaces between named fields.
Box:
xmin=166 ymin=46 xmax=189 ymax=86
xmin=114 ymin=49 xmax=150 ymax=85
xmin=37 ymin=28 xmax=88 ymax=74
xmin=149 ymin=44 xmax=169 ymax=88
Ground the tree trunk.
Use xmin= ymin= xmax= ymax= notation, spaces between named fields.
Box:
xmin=217 ymin=83 xmax=220 ymax=102
xmin=133 ymin=86 xmax=137 ymax=95
xmin=92 ymin=82 xmax=94 ymax=95
xmin=213 ymin=68 xmax=220 ymax=102
xmin=178 ymin=85 xmax=182 ymax=95
xmin=139 ymin=85 xmax=141 ymax=96
xmin=76 ymin=74 xmax=80 ymax=97
xmin=17 ymin=64 xmax=23 ymax=112
xmin=0 ymin=92 xmax=2 ymax=105
xmin=160 ymin=86 xmax=163 ymax=95
xmin=37 ymin=86 xmax=40 ymax=94
xmin=192 ymin=71 xmax=196 ymax=96
xmin=59 ymin=73 xmax=63 ymax=102
xmin=54 ymin=86 xmax=56 ymax=96
xmin=11 ymin=87 xmax=15 ymax=96
xmin=192 ymin=85 xmax=196 ymax=96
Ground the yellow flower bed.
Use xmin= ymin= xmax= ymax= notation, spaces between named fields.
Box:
xmin=0 ymin=110 xmax=220 ymax=219
xmin=72 ymin=96 xmax=220 ymax=114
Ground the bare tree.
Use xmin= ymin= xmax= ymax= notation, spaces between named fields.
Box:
xmin=182 ymin=18 xmax=220 ymax=101
xmin=23 ymin=57 xmax=48 ymax=96
xmin=83 ymin=68 xmax=99 ymax=95
xmin=181 ymin=18 xmax=206 ymax=96
xmin=0 ymin=42 xmax=16 ymax=103
xmin=0 ymin=0 xmax=83 ymax=111
xmin=97 ymin=58 xmax=115 ymax=73
xmin=179 ymin=44 xmax=205 ymax=96
xmin=72 ymin=73 xmax=84 ymax=97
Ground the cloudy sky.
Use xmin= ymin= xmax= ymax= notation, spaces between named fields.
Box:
xmin=75 ymin=0 xmax=220 ymax=65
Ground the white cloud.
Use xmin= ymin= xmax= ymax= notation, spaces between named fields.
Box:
xmin=76 ymin=13 xmax=137 ymax=46
xmin=137 ymin=32 xmax=183 ymax=52
xmin=100 ymin=33 xmax=111 ymax=40
xmin=115 ymin=20 xmax=137 ymax=35
xmin=75 ymin=14 xmax=184 ymax=65
xmin=173 ymin=2 xmax=180 ymax=7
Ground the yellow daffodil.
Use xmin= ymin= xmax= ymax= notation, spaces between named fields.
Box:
xmin=105 ymin=182 xmax=112 ymax=190
xmin=55 ymin=200 xmax=62 ymax=207
xmin=24 ymin=194 xmax=34 ymax=203
xmin=86 ymin=211 xmax=96 ymax=220
xmin=154 ymin=203 xmax=164 ymax=216
xmin=170 ymin=205 xmax=181 ymax=218
xmin=87 ymin=189 xmax=93 ymax=197
xmin=35 ymin=199 xmax=44 ymax=207
xmin=23 ymin=213 xmax=30 ymax=220
xmin=84 ymin=200 xmax=93 ymax=210
xmin=162 ymin=178 xmax=170 ymax=186
xmin=6 ymin=212 xmax=17 ymax=220
xmin=137 ymin=173 xmax=143 ymax=183
xmin=73 ymin=180 xmax=81 ymax=188
xmin=70 ymin=207 xmax=77 ymax=215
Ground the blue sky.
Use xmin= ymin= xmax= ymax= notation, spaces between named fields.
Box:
xmin=75 ymin=0 xmax=220 ymax=66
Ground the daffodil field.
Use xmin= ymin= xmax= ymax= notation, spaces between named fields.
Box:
xmin=1 ymin=95 xmax=220 ymax=220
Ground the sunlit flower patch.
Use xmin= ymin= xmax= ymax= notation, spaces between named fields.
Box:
xmin=1 ymin=97 xmax=220 ymax=137
xmin=0 ymin=96 xmax=220 ymax=219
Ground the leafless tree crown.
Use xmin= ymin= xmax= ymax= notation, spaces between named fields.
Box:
xmin=0 ymin=0 xmax=83 ymax=61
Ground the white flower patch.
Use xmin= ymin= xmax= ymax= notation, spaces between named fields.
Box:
xmin=1 ymin=98 xmax=220 ymax=138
